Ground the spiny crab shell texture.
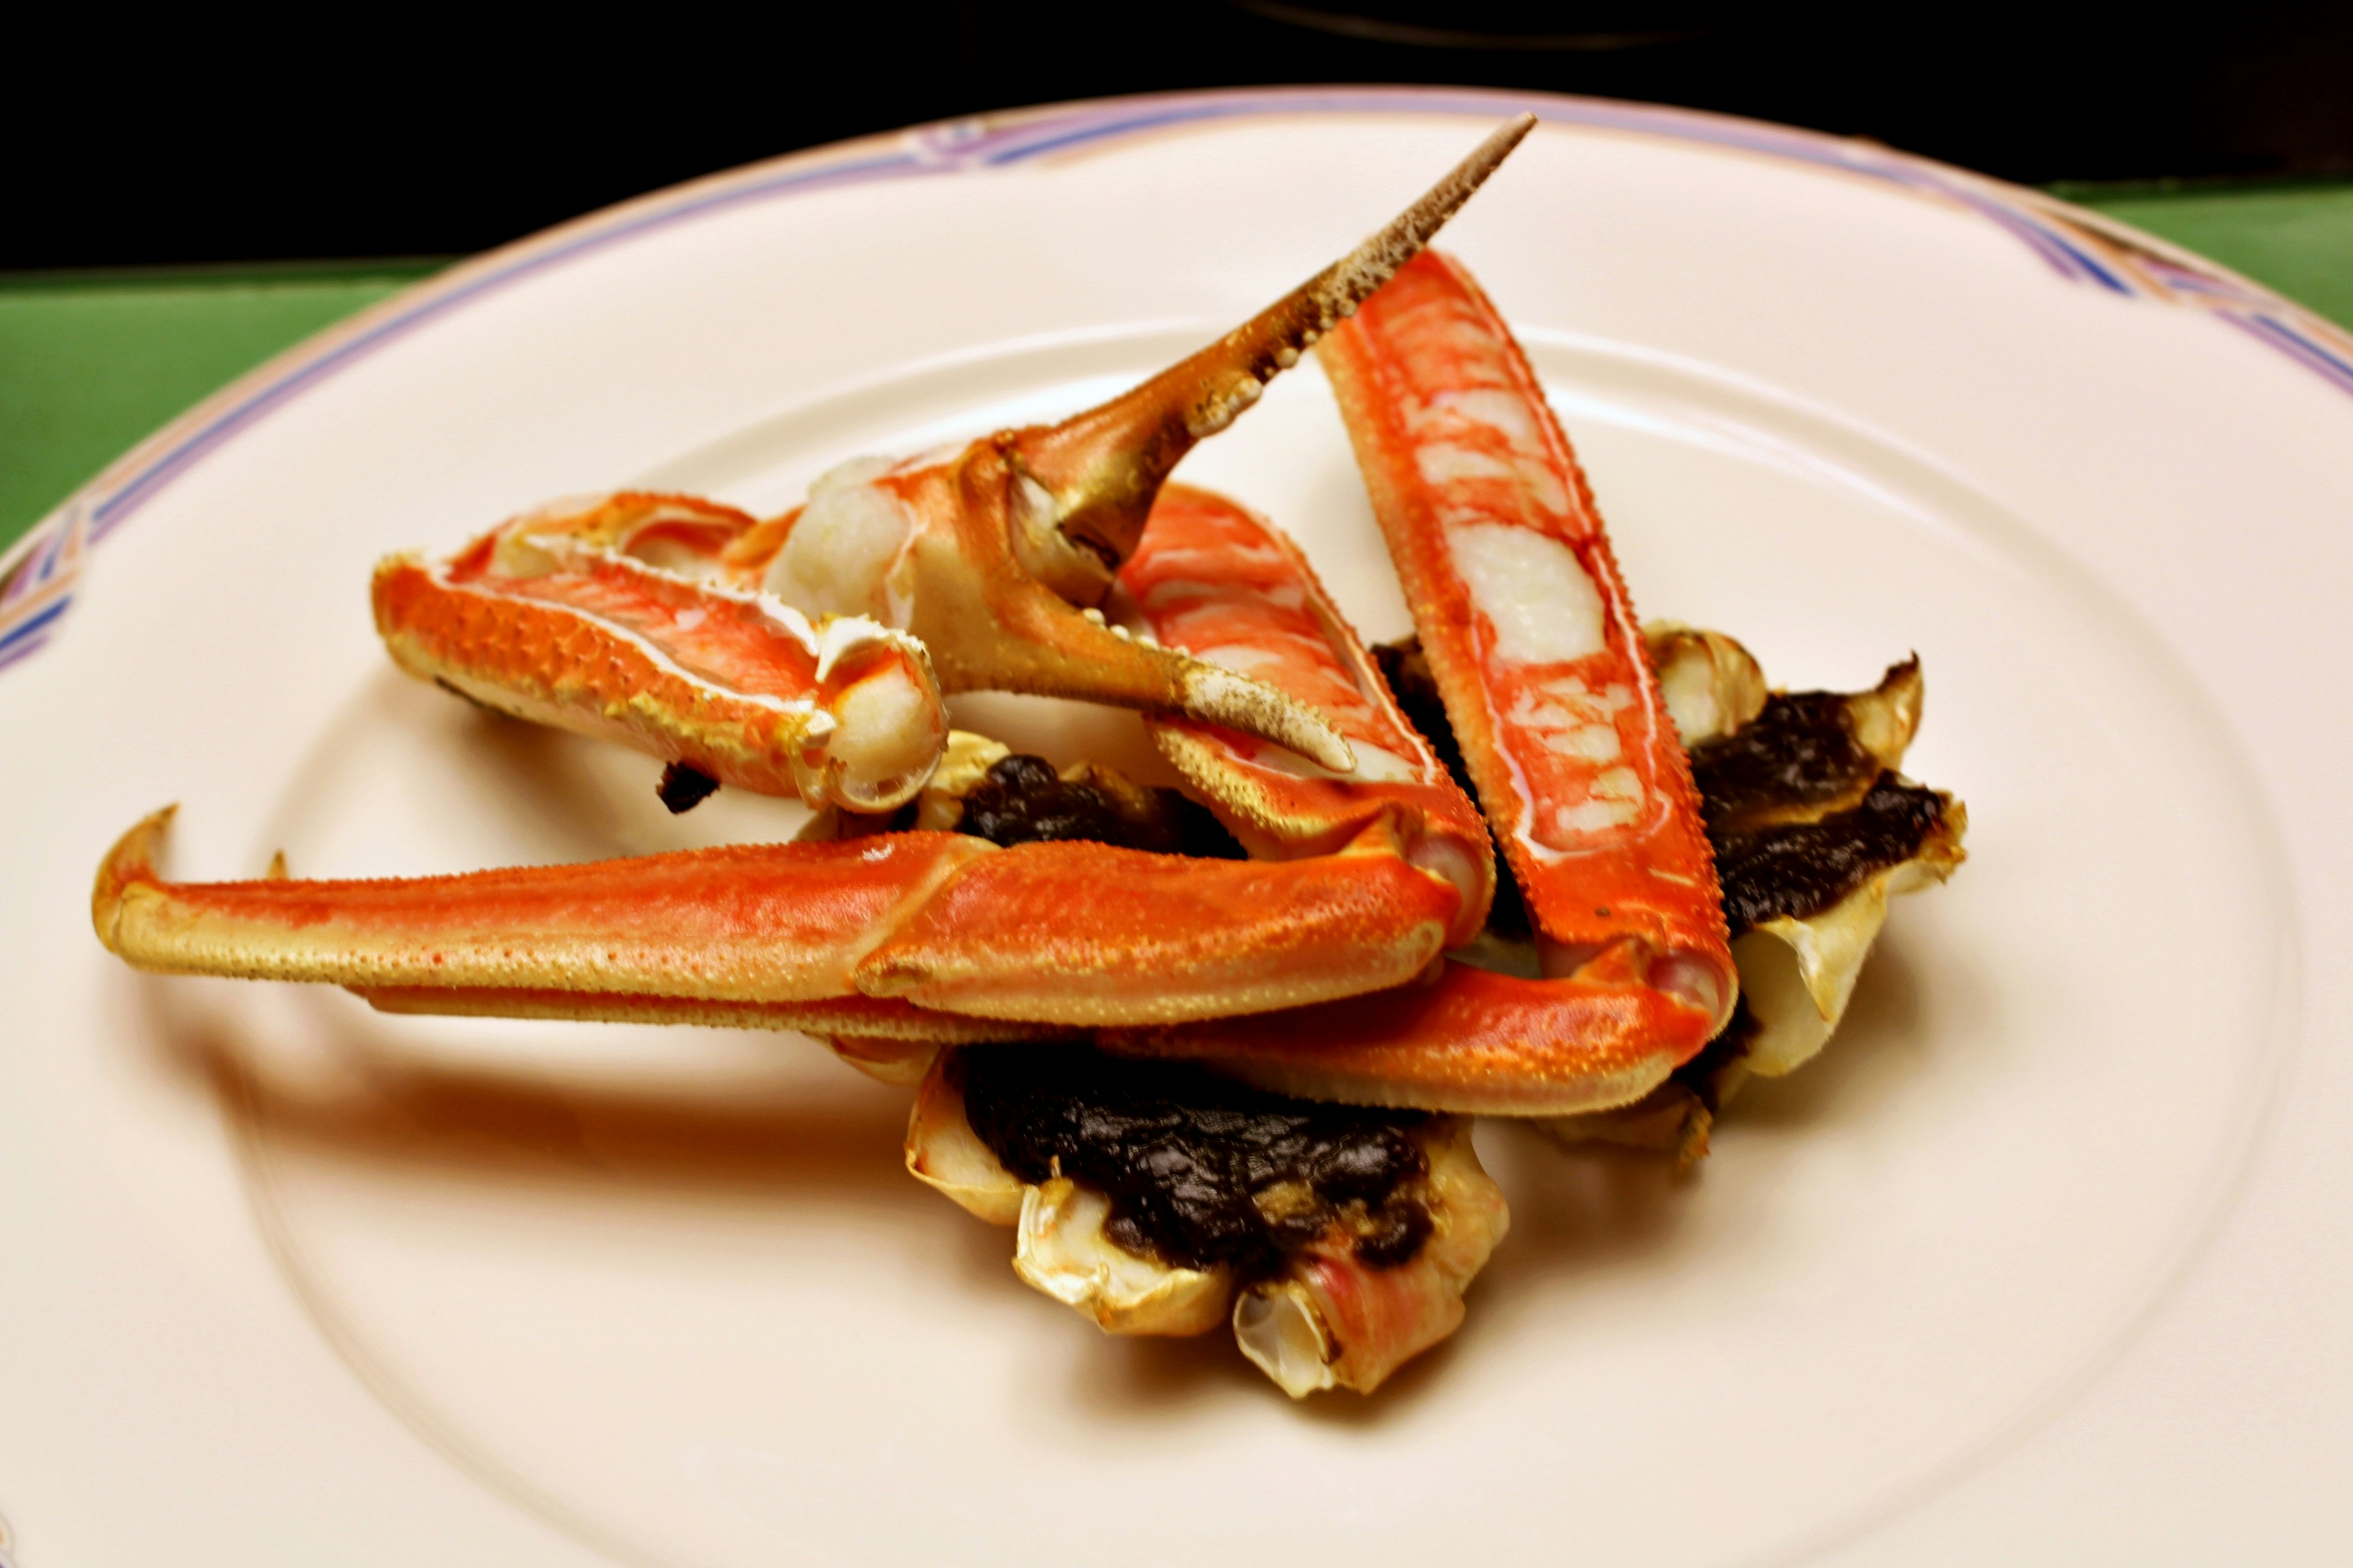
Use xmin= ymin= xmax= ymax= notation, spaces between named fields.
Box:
xmin=374 ymin=491 xmax=948 ymax=813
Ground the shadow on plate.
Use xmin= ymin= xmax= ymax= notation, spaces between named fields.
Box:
xmin=116 ymin=888 xmax=1942 ymax=1412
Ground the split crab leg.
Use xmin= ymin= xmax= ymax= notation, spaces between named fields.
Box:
xmin=93 ymin=491 xmax=1497 ymax=1042
xmin=373 ymin=115 xmax=1538 ymax=808
xmin=375 ymin=492 xmax=947 ymax=812
xmin=1108 ymin=252 xmax=1737 ymax=1117
xmin=1119 ymin=483 xmax=1495 ymax=949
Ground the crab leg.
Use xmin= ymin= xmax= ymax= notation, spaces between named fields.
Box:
xmin=376 ymin=493 xmax=947 ymax=812
xmin=1108 ymin=945 xmax=1714 ymax=1116
xmin=374 ymin=121 xmax=1534 ymax=810
xmin=93 ymin=805 xmax=1458 ymax=1029
xmin=1317 ymin=249 xmax=1733 ymax=1010
xmin=1118 ymin=484 xmax=1494 ymax=945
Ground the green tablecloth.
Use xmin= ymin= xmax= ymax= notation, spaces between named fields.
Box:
xmin=5 ymin=187 xmax=2349 ymax=559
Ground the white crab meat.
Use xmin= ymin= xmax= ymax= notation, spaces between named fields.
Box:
xmin=763 ymin=456 xmax=914 ymax=621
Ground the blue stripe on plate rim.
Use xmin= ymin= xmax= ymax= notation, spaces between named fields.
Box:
xmin=4 ymin=85 xmax=2346 ymax=676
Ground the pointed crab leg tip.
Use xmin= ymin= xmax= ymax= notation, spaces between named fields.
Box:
xmin=104 ymin=805 xmax=176 ymax=876
xmin=1020 ymin=115 xmax=1539 ymax=569
xmin=1344 ymin=111 xmax=1536 ymax=278
xmin=1177 ymin=662 xmax=1355 ymax=773
xmin=1297 ymin=722 xmax=1357 ymax=776
xmin=1494 ymin=111 xmax=1540 ymax=157
xmin=93 ymin=805 xmax=177 ymax=949
xmin=265 ymin=850 xmax=290 ymax=880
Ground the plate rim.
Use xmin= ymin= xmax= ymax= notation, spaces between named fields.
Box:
xmin=4 ymin=84 xmax=2347 ymax=679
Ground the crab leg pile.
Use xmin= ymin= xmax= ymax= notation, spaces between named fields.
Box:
xmin=91 ymin=119 xmax=1966 ymax=1396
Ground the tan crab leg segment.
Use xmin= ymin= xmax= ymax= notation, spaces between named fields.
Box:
xmin=1108 ymin=946 xmax=1717 ymax=1116
xmin=722 ymin=118 xmax=1536 ymax=773
xmin=377 ymin=493 xmax=946 ymax=812
xmin=1319 ymin=251 xmax=1735 ymax=1026
xmin=1120 ymin=485 xmax=1495 ymax=947
xmin=94 ymin=808 xmax=1455 ymax=1028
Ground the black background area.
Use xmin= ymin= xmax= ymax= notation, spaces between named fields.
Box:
xmin=15 ymin=2 xmax=2353 ymax=271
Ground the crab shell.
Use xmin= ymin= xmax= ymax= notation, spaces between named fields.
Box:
xmin=905 ymin=1050 xmax=1507 ymax=1393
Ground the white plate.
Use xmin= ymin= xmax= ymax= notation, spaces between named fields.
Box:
xmin=3 ymin=90 xmax=2349 ymax=1567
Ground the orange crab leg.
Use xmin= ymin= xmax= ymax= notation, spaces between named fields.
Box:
xmin=93 ymin=803 xmax=1459 ymax=1029
xmin=371 ymin=121 xmax=1537 ymax=816
xmin=376 ymin=493 xmax=947 ymax=812
xmin=1120 ymin=484 xmax=1494 ymax=947
xmin=1317 ymin=250 xmax=1735 ymax=1019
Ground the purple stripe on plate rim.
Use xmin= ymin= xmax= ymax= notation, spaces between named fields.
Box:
xmin=4 ymin=85 xmax=2346 ymax=676
xmin=0 ymin=598 xmax=69 ymax=663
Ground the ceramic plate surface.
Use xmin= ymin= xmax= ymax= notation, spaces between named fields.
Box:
xmin=4 ymin=91 xmax=2349 ymax=1567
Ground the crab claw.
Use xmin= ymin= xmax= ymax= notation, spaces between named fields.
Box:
xmin=727 ymin=115 xmax=1537 ymax=775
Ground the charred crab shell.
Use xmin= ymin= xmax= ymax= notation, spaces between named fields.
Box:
xmin=1735 ymin=809 xmax=1966 ymax=1076
xmin=904 ymin=1051 xmax=1027 ymax=1225
xmin=904 ymin=1060 xmax=1232 ymax=1330
xmin=1233 ymin=1116 xmax=1509 ymax=1398
xmin=1015 ymin=1180 xmax=1235 ymax=1336
xmin=904 ymin=1053 xmax=1510 ymax=1388
xmin=1640 ymin=624 xmax=1963 ymax=1080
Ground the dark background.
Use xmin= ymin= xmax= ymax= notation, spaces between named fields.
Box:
xmin=16 ymin=2 xmax=2353 ymax=272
